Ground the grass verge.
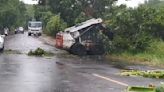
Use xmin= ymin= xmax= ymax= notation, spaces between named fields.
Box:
xmin=121 ymin=70 xmax=164 ymax=79
xmin=106 ymin=40 xmax=164 ymax=67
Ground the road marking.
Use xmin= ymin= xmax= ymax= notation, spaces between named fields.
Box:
xmin=92 ymin=73 xmax=129 ymax=87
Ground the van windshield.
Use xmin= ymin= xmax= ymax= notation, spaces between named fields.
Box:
xmin=29 ymin=22 xmax=42 ymax=28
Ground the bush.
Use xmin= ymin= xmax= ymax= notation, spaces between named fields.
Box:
xmin=28 ymin=48 xmax=54 ymax=56
xmin=75 ymin=12 xmax=92 ymax=24
xmin=45 ymin=15 xmax=67 ymax=36
xmin=105 ymin=6 xmax=155 ymax=52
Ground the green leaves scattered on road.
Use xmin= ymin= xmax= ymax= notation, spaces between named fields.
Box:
xmin=4 ymin=49 xmax=22 ymax=54
xmin=127 ymin=86 xmax=156 ymax=92
xmin=121 ymin=70 xmax=164 ymax=79
xmin=156 ymin=84 xmax=164 ymax=92
xmin=127 ymin=84 xmax=164 ymax=92
xmin=28 ymin=48 xmax=54 ymax=57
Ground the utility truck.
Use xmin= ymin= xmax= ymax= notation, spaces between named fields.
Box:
xmin=55 ymin=18 xmax=113 ymax=55
xmin=28 ymin=21 xmax=42 ymax=36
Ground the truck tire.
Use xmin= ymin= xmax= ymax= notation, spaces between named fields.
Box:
xmin=28 ymin=33 xmax=31 ymax=36
xmin=0 ymin=45 xmax=4 ymax=52
xmin=38 ymin=33 xmax=42 ymax=36
xmin=70 ymin=43 xmax=87 ymax=56
xmin=88 ymin=45 xmax=105 ymax=55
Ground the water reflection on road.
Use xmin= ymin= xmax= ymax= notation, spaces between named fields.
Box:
xmin=0 ymin=33 xmax=162 ymax=92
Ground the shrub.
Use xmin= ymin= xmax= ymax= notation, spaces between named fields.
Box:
xmin=45 ymin=15 xmax=67 ymax=36
xmin=75 ymin=12 xmax=92 ymax=24
xmin=28 ymin=48 xmax=54 ymax=56
xmin=105 ymin=6 xmax=155 ymax=52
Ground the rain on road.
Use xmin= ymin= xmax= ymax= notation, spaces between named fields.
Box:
xmin=0 ymin=32 xmax=163 ymax=92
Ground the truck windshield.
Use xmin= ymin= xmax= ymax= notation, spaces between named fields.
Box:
xmin=29 ymin=22 xmax=42 ymax=28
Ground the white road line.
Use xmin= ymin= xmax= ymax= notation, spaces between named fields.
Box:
xmin=92 ymin=73 xmax=129 ymax=87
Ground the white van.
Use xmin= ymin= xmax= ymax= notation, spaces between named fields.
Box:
xmin=28 ymin=21 xmax=42 ymax=36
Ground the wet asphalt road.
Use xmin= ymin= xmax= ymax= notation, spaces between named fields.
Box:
xmin=0 ymin=32 xmax=163 ymax=92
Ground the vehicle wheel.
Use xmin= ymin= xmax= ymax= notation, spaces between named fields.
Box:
xmin=70 ymin=43 xmax=87 ymax=56
xmin=0 ymin=46 xmax=4 ymax=52
xmin=39 ymin=33 xmax=42 ymax=36
xmin=88 ymin=45 xmax=105 ymax=55
xmin=34 ymin=34 xmax=37 ymax=36
xmin=28 ymin=33 xmax=31 ymax=36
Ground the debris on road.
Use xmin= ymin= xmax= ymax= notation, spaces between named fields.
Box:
xmin=127 ymin=84 xmax=164 ymax=92
xmin=156 ymin=84 xmax=164 ymax=92
xmin=127 ymin=86 xmax=155 ymax=92
xmin=4 ymin=49 xmax=22 ymax=54
xmin=121 ymin=70 xmax=164 ymax=79
xmin=28 ymin=48 xmax=54 ymax=57
xmin=56 ymin=61 xmax=64 ymax=65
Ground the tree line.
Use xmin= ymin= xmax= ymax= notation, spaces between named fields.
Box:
xmin=35 ymin=0 xmax=164 ymax=53
xmin=0 ymin=0 xmax=27 ymax=31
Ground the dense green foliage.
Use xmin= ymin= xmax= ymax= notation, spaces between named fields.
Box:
xmin=156 ymin=84 xmax=164 ymax=92
xmin=48 ymin=0 xmax=117 ymax=26
xmin=35 ymin=0 xmax=164 ymax=56
xmin=105 ymin=1 xmax=164 ymax=53
xmin=145 ymin=0 xmax=164 ymax=8
xmin=45 ymin=15 xmax=67 ymax=36
xmin=121 ymin=70 xmax=164 ymax=79
xmin=35 ymin=0 xmax=119 ymax=36
xmin=28 ymin=48 xmax=54 ymax=56
xmin=0 ymin=0 xmax=26 ymax=30
xmin=106 ymin=6 xmax=158 ymax=51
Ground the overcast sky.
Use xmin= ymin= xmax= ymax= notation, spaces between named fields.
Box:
xmin=21 ymin=0 xmax=38 ymax=4
xmin=117 ymin=0 xmax=146 ymax=7
xmin=21 ymin=0 xmax=146 ymax=7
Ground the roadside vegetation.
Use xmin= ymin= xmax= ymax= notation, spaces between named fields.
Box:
xmin=0 ymin=0 xmax=27 ymax=31
xmin=156 ymin=85 xmax=164 ymax=92
xmin=1 ymin=0 xmax=163 ymax=66
xmin=4 ymin=49 xmax=22 ymax=54
xmin=33 ymin=0 xmax=164 ymax=66
xmin=109 ymin=40 xmax=164 ymax=66
xmin=127 ymin=85 xmax=164 ymax=92
xmin=121 ymin=70 xmax=164 ymax=79
xmin=45 ymin=15 xmax=67 ymax=36
xmin=28 ymin=48 xmax=54 ymax=57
